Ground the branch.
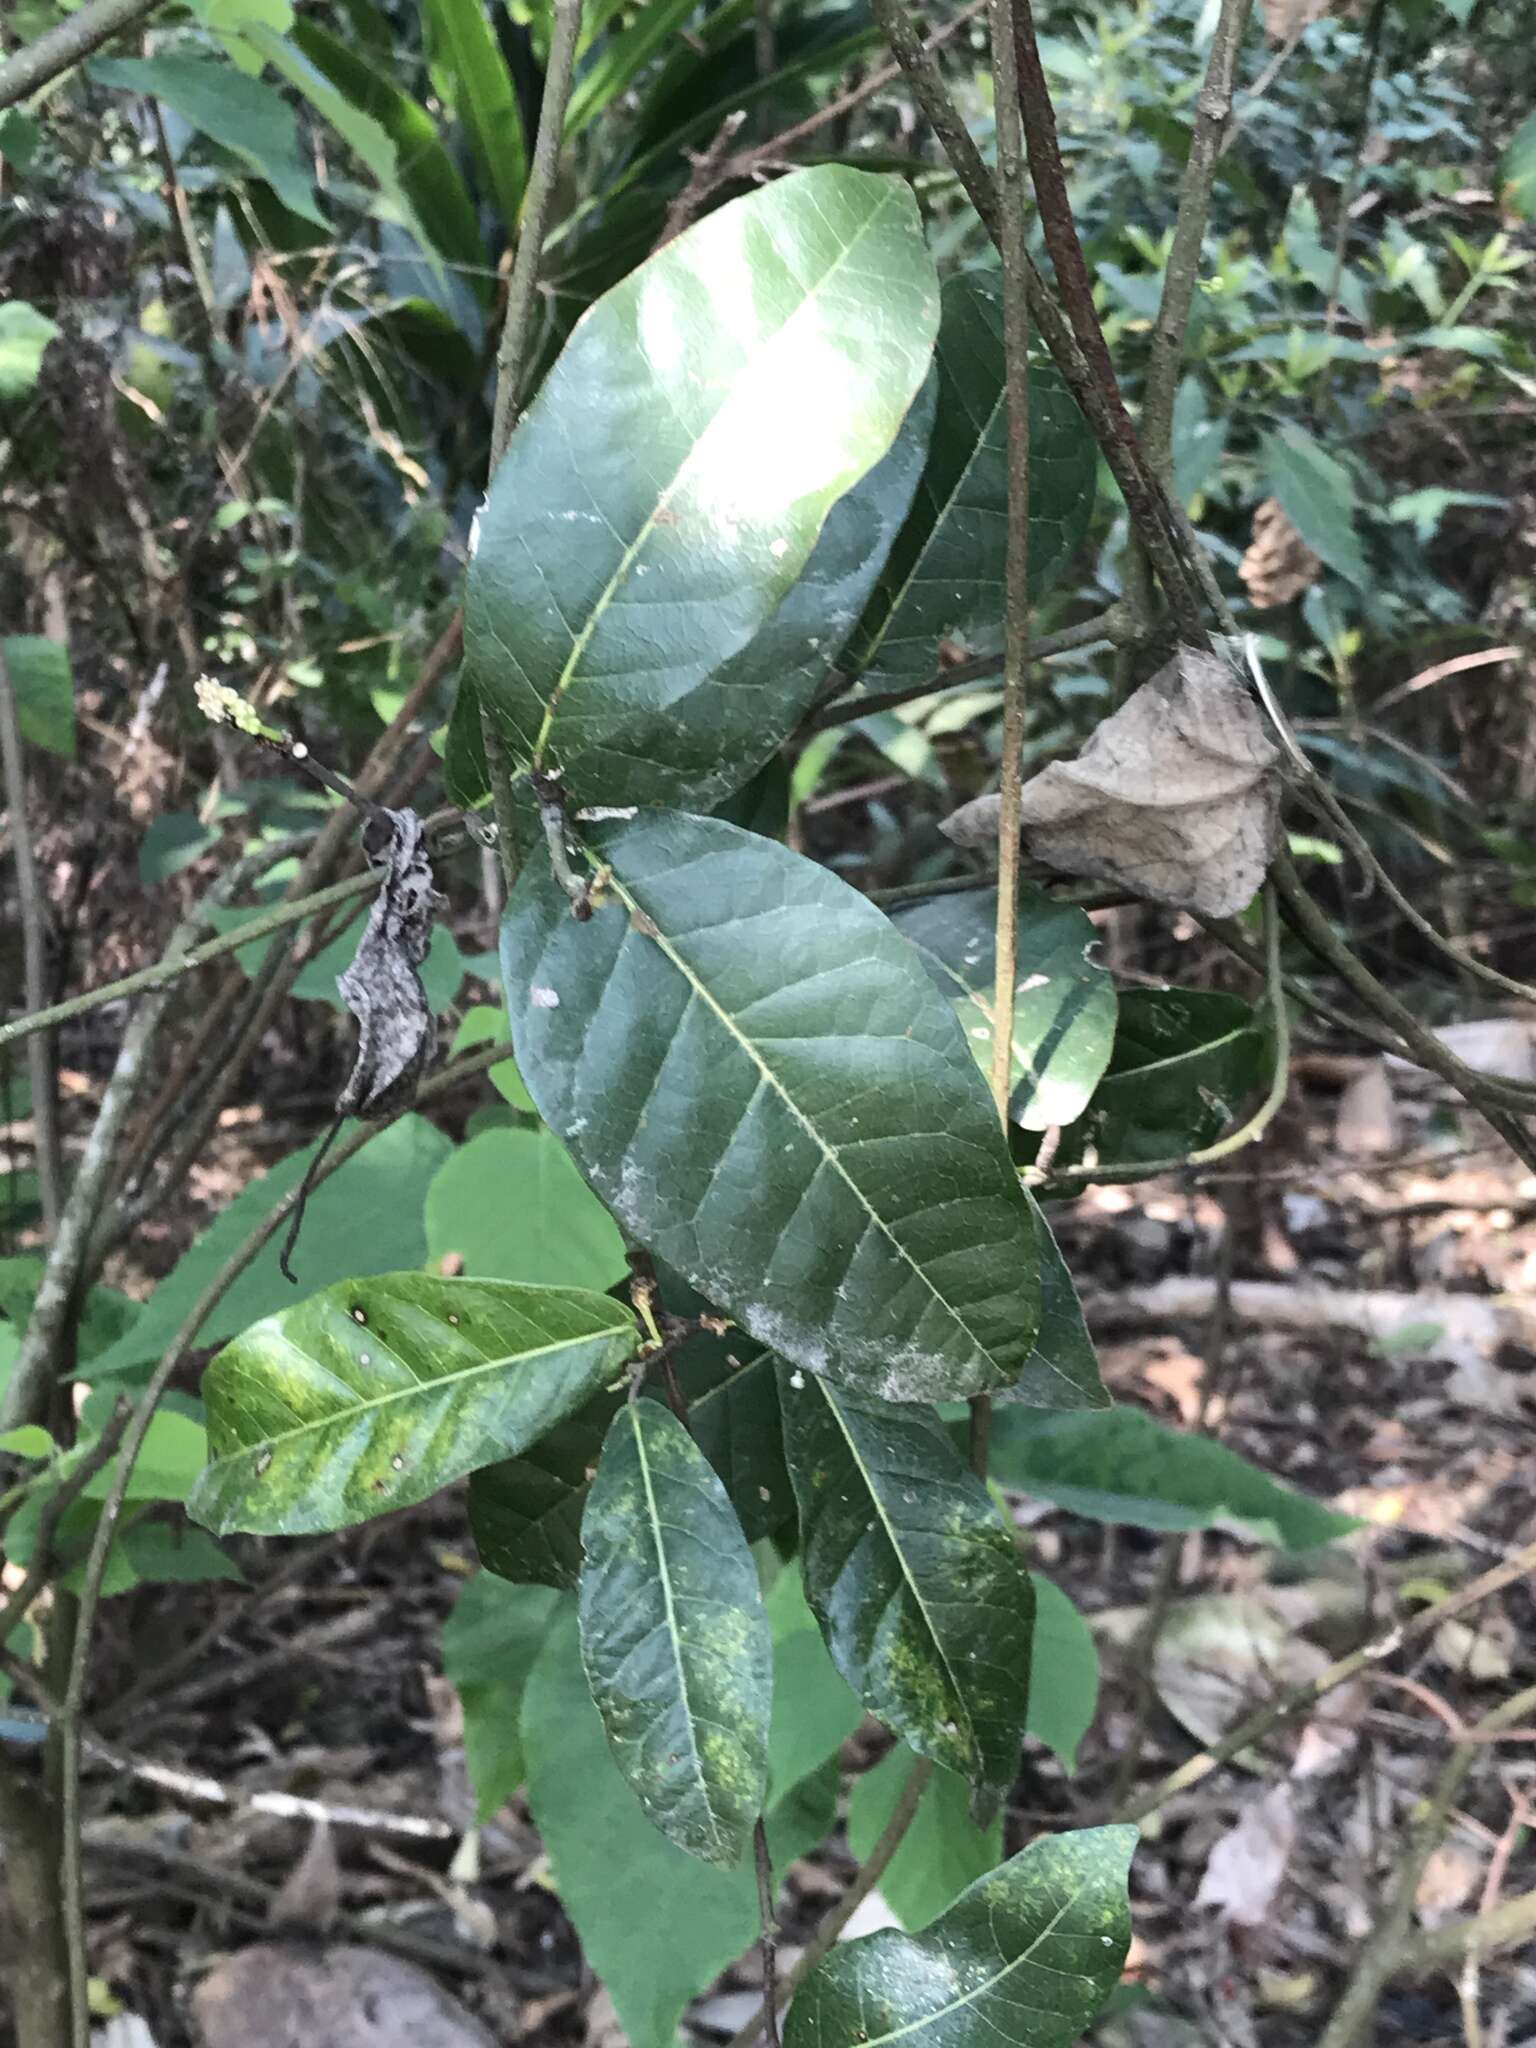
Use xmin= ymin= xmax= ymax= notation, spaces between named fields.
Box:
xmin=1316 ymin=1682 xmax=1536 ymax=2048
xmin=1140 ymin=0 xmax=1255 ymax=475
xmin=490 ymin=0 xmax=586 ymax=467
xmin=805 ymin=608 xmax=1128 ymax=733
xmin=1407 ymin=1886 xmax=1536 ymax=1972
xmin=0 ymin=0 xmax=168 ymax=110
xmin=53 ymin=1037 xmax=515 ymax=2043
xmin=1120 ymin=1533 xmax=1536 ymax=1824
xmin=0 ymin=639 xmax=61 ymax=1234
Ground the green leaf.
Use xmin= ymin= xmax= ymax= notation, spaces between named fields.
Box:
xmin=83 ymin=1408 xmax=208 ymax=1502
xmin=1055 ymin=988 xmax=1271 ymax=1172
xmin=579 ymin=1402 xmax=771 ymax=1865
xmin=118 ymin=1520 xmax=245 ymax=1584
xmin=0 ymin=1425 xmax=53 ymax=1459
xmin=847 ymin=273 xmax=1096 ymax=685
xmin=782 ymin=1824 xmax=1136 ymax=2048
xmin=466 ymin=166 xmax=939 ymax=809
xmin=848 ymin=1749 xmax=1003 ymax=1931
xmin=89 ymin=1116 xmax=452 ymax=1380
xmin=420 ymin=0 xmax=527 ymax=228
xmin=891 ymin=888 xmax=1115 ymax=1131
xmin=3 ymin=637 xmax=74 ymax=757
xmin=471 ymin=1341 xmax=788 ymax=1589
xmin=502 ymin=811 xmax=1042 ymax=1401
xmin=91 ymin=54 xmax=326 ymax=226
xmin=449 ymin=1004 xmax=535 ymax=1110
xmin=442 ymin=1571 xmax=562 ymax=1821
xmin=523 ymin=1606 xmax=763 ymax=2048
xmin=780 ymin=1365 xmax=1035 ymax=1795
xmin=1025 ymin=1572 xmax=1098 ymax=1774
xmin=0 ymin=303 xmax=59 ymax=399
xmin=442 ymin=670 xmax=490 ymax=808
xmin=564 ymin=0 xmax=714 ymax=137
xmin=1008 ymin=1198 xmax=1105 ymax=1409
xmin=1257 ymin=423 xmax=1370 ymax=588
xmin=765 ymin=1565 xmax=864 ymax=1799
xmin=1502 ymin=108 xmax=1536 ymax=219
xmin=139 ymin=813 xmax=216 ymax=885
xmin=426 ymin=1127 xmax=629 ymax=1291
xmin=188 ymin=1276 xmax=636 ymax=1536
xmin=986 ymin=1406 xmax=1358 ymax=1550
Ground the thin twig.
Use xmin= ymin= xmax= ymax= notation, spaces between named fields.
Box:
xmin=1119 ymin=1535 xmax=1536 ymax=1824
xmin=1140 ymin=0 xmax=1255 ymax=475
xmin=53 ymin=1038 xmax=515 ymax=2046
xmin=753 ymin=1818 xmax=781 ymax=2048
xmin=490 ymin=0 xmax=585 ymax=467
xmin=1315 ymin=1683 xmax=1536 ymax=2048
xmin=0 ymin=1406 xmax=130 ymax=1648
xmin=728 ymin=1759 xmax=936 ymax=2048
xmin=0 ymin=640 xmax=61 ymax=1236
xmin=0 ymin=0 xmax=168 ymax=109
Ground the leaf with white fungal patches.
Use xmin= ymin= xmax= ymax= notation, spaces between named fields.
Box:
xmin=778 ymin=1363 xmax=1035 ymax=1798
xmin=579 ymin=1402 xmax=772 ymax=1865
xmin=782 ymin=1824 xmax=1136 ymax=2048
xmin=187 ymin=1275 xmax=636 ymax=1536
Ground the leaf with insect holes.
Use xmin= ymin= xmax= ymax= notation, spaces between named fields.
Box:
xmin=465 ymin=166 xmax=939 ymax=809
xmin=188 ymin=1275 xmax=635 ymax=1536
xmin=782 ymin=1824 xmax=1136 ymax=2048
xmin=780 ymin=1364 xmax=1034 ymax=1798
xmin=579 ymin=1402 xmax=771 ymax=1864
xmin=502 ymin=810 xmax=1042 ymax=1402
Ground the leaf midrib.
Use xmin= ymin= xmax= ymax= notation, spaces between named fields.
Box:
xmin=531 ymin=182 xmax=904 ymax=765
xmin=846 ymin=1881 xmax=1088 ymax=2047
xmin=593 ymin=857 xmax=1002 ymax=1377
xmin=815 ymin=1378 xmax=977 ymax=1778
xmin=209 ymin=1317 xmax=631 ymax=1466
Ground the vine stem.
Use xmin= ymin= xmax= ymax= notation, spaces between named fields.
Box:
xmin=52 ymin=1039 xmax=515 ymax=2046
xmin=0 ymin=640 xmax=61 ymax=1235
xmin=727 ymin=1758 xmax=936 ymax=2048
xmin=0 ymin=0 xmax=167 ymax=109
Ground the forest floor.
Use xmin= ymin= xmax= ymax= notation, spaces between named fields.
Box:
xmin=8 ymin=1048 xmax=1536 ymax=2048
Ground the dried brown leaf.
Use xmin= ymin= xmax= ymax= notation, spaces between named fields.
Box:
xmin=1195 ymin=1784 xmax=1297 ymax=1927
xmin=1239 ymin=498 xmax=1322 ymax=607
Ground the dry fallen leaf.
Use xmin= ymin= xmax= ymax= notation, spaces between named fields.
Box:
xmin=1334 ymin=1059 xmax=1397 ymax=1156
xmin=1433 ymin=1612 xmax=1516 ymax=1682
xmin=192 ymin=1946 xmax=496 ymax=2048
xmin=268 ymin=1819 xmax=340 ymax=1932
xmin=943 ymin=649 xmax=1281 ymax=918
xmin=1153 ymin=1594 xmax=1329 ymax=1753
xmin=1414 ymin=1842 xmax=1480 ymax=1928
xmin=1196 ymin=1784 xmax=1297 ymax=1927
xmin=1239 ymin=498 xmax=1322 ymax=607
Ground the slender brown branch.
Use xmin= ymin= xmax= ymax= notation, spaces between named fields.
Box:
xmin=752 ymin=1818 xmax=781 ymax=2048
xmin=728 ymin=1758 xmax=936 ymax=2048
xmin=490 ymin=0 xmax=585 ymax=467
xmin=1141 ymin=0 xmax=1255 ymax=475
xmin=0 ymin=0 xmax=169 ymax=110
xmin=1316 ymin=1683 xmax=1536 ymax=2048
xmin=0 ymin=1406 xmax=130 ymax=1649
xmin=0 ymin=640 xmax=61 ymax=1236
xmin=1408 ymin=1885 xmax=1536 ymax=1971
xmin=1120 ymin=1534 xmax=1536 ymax=1824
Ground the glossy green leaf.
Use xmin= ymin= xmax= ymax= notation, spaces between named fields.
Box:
xmin=564 ymin=0 xmax=712 ymax=137
xmin=0 ymin=303 xmax=59 ymax=399
xmin=848 ymin=1750 xmax=1002 ymax=1931
xmin=782 ymin=1824 xmax=1136 ymax=2048
xmin=118 ymin=1521 xmax=245 ymax=1585
xmin=2 ymin=637 xmax=73 ymax=758
xmin=470 ymin=1341 xmax=788 ymax=1589
xmin=426 ymin=1126 xmax=629 ymax=1291
xmin=765 ymin=1565 xmax=864 ymax=1799
xmin=1501 ymin=108 xmax=1536 ymax=219
xmin=91 ymin=54 xmax=326 ymax=225
xmin=780 ymin=1365 xmax=1034 ymax=1795
xmin=1025 ymin=1572 xmax=1099 ymax=1773
xmin=466 ymin=166 xmax=939 ymax=809
xmin=1258 ymin=423 xmax=1369 ymax=588
xmin=189 ymin=1276 xmax=636 ymax=1536
xmin=420 ymin=0 xmax=527 ymax=228
xmin=502 ymin=810 xmax=1041 ymax=1401
xmin=442 ymin=669 xmax=491 ymax=808
xmin=579 ymin=1402 xmax=771 ymax=1864
xmin=1054 ymin=988 xmax=1271 ymax=1172
xmin=891 ymin=888 xmax=1115 ymax=1131
xmin=523 ymin=1606 xmax=761 ymax=2048
xmin=442 ymin=1572 xmax=562 ymax=1821
xmin=846 ymin=273 xmax=1096 ymax=686
xmin=449 ymin=1004 xmax=535 ymax=1110
xmin=89 ymin=1116 xmax=451 ymax=1381
xmin=1006 ymin=1198 xmax=1106 ymax=1408
xmin=986 ymin=1406 xmax=1358 ymax=1550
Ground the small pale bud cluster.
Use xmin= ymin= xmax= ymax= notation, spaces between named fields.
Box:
xmin=194 ymin=676 xmax=271 ymax=738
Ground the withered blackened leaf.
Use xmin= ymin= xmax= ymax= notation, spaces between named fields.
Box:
xmin=337 ymin=808 xmax=441 ymax=1118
